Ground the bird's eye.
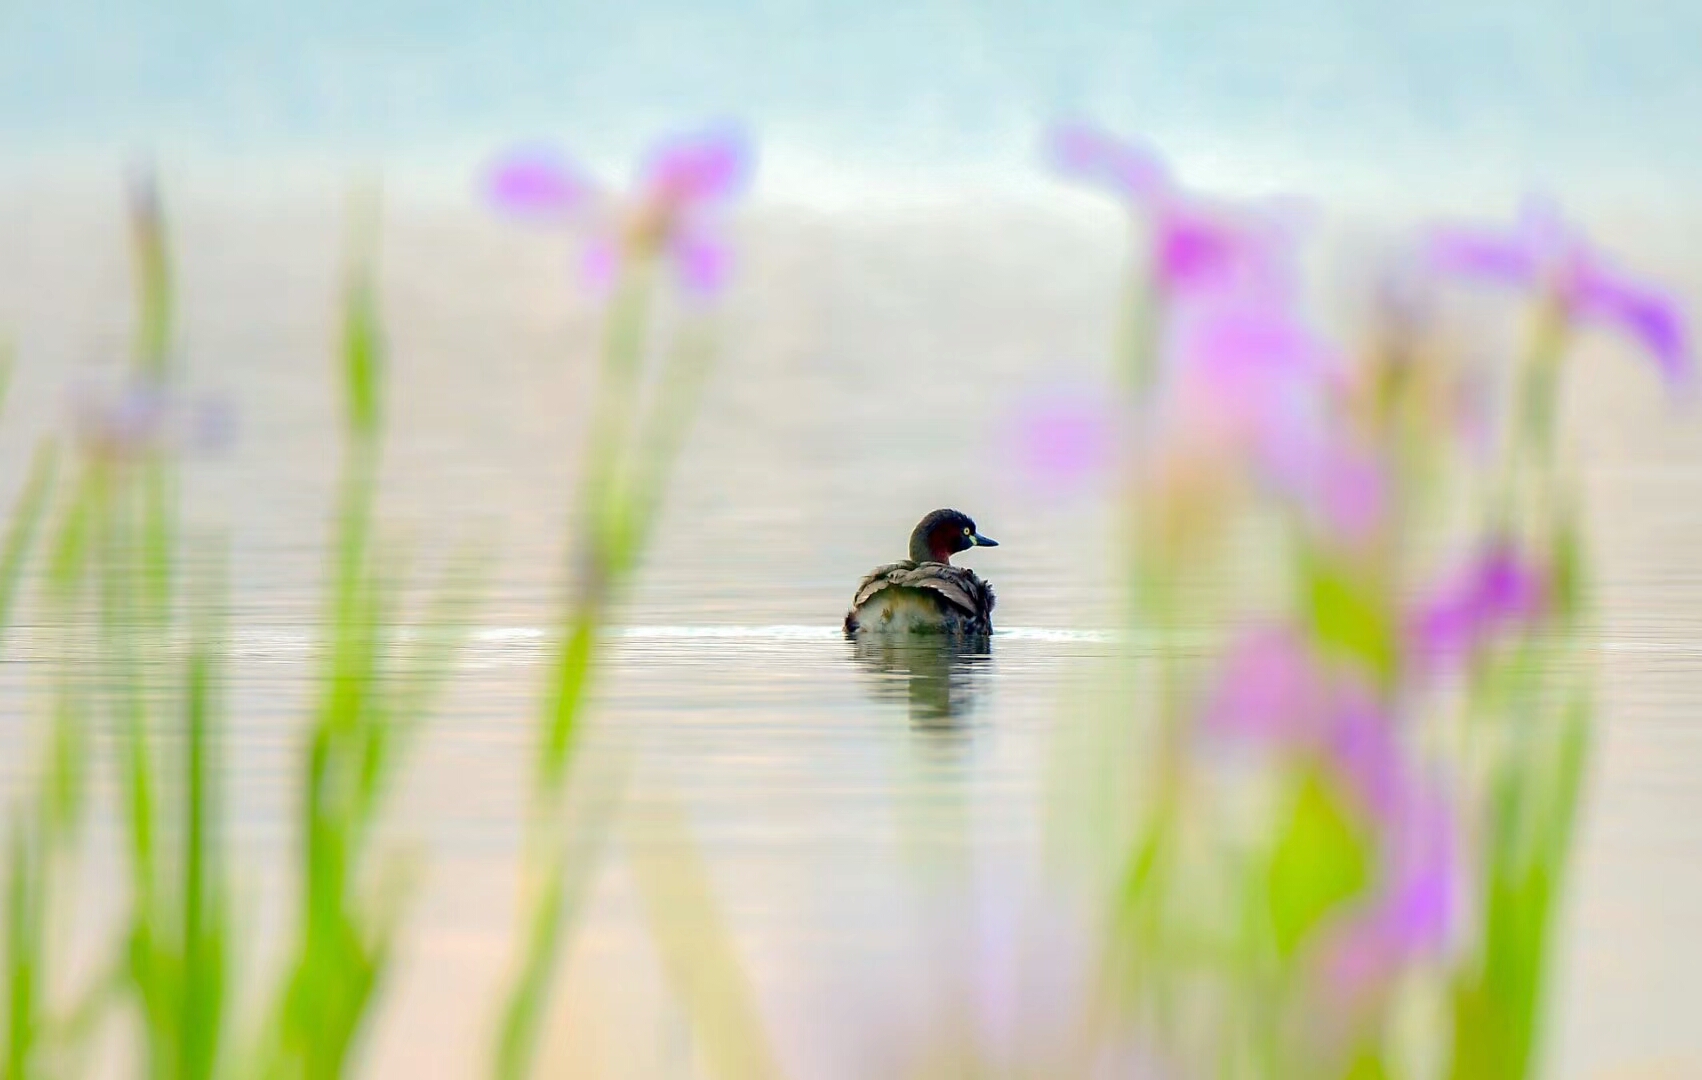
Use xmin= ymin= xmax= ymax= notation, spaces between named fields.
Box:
xmin=963 ymin=526 xmax=972 ymax=535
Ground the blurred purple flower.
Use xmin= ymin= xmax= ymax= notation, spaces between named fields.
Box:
xmin=1572 ymin=266 xmax=1689 ymax=382
xmin=1147 ymin=235 xmax=1393 ymax=541
xmin=1384 ymin=788 xmax=1456 ymax=951
xmin=1045 ymin=123 xmax=1300 ymax=301
xmin=639 ymin=125 xmax=751 ymax=209
xmin=1306 ymin=444 xmax=1389 ymax=542
xmin=73 ymin=378 xmax=233 ymax=461
xmin=1314 ymin=783 xmax=1457 ymax=1004
xmin=1203 ymin=627 xmax=1462 ymax=1007
xmin=1427 ymin=198 xmax=1692 ymax=384
xmin=628 ymin=126 xmax=751 ymax=295
xmin=1408 ymin=541 xmax=1547 ymax=672
xmin=483 ymin=125 xmax=753 ymax=297
xmin=1159 ymin=292 xmax=1352 ymax=524
xmin=1204 ymin=632 xmax=1406 ymax=815
xmin=1165 ymin=295 xmax=1333 ymax=423
xmin=579 ymin=235 xmax=621 ymax=294
xmin=1048 ymin=125 xmax=1343 ymax=529
xmin=1261 ymin=430 xmax=1390 ymax=545
xmin=1006 ymin=390 xmax=1120 ymax=492
xmin=1324 ymin=695 xmax=1406 ymax=824
xmin=484 ymin=150 xmax=594 ymax=220
xmin=1201 ymin=626 xmax=1328 ymax=746
xmin=669 ymin=224 xmax=734 ymax=295
xmin=1045 ymin=122 xmax=1170 ymax=204
xmin=1155 ymin=205 xmax=1279 ymax=298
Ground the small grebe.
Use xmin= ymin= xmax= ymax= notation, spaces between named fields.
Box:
xmin=843 ymin=508 xmax=998 ymax=636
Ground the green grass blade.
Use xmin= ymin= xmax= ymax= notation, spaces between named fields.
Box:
xmin=340 ymin=195 xmax=384 ymax=443
xmin=3 ymin=819 xmax=42 ymax=1080
xmin=493 ymin=760 xmax=626 ymax=1080
xmin=627 ymin=795 xmax=783 ymax=1080
xmin=0 ymin=443 xmax=58 ymax=648
xmin=539 ymin=614 xmax=597 ymax=792
xmin=493 ymin=861 xmax=565 ymax=1080
xmin=180 ymin=555 xmax=229 ymax=1080
xmin=128 ymin=172 xmax=174 ymax=379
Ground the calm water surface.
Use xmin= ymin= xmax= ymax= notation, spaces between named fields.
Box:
xmin=0 ymin=195 xmax=1698 ymax=1077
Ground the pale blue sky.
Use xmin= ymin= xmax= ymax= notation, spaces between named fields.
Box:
xmin=3 ymin=1 xmax=1698 ymax=200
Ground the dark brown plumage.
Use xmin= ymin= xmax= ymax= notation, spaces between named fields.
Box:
xmin=843 ymin=509 xmax=998 ymax=636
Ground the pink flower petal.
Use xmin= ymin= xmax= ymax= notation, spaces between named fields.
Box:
xmin=579 ymin=236 xmax=621 ymax=295
xmin=1008 ymin=392 xmax=1119 ymax=489
xmin=1476 ymin=545 xmax=1545 ymax=618
xmin=1311 ymin=775 xmax=1457 ymax=1005
xmin=1573 ymin=268 xmax=1692 ymax=384
xmin=1325 ymin=697 xmax=1405 ymax=823
xmin=1202 ymin=628 xmax=1327 ymax=745
xmin=1408 ymin=542 xmax=1546 ymax=672
xmin=1156 ymin=203 xmax=1302 ymax=304
xmin=1259 ymin=428 xmax=1389 ymax=544
xmin=643 ymin=125 xmax=752 ymax=209
xmin=1154 ymin=210 xmax=1245 ymax=293
xmin=1427 ymin=199 xmax=1691 ymax=391
xmin=1425 ymin=227 xmax=1539 ymax=284
xmin=1164 ymin=294 xmax=1336 ymax=461
xmin=1044 ymin=122 xmax=1171 ymax=204
xmin=1313 ymin=447 xmax=1388 ymax=541
xmin=484 ymin=149 xmax=592 ymax=218
xmin=1384 ymin=788 xmax=1456 ymax=952
xmin=669 ymin=227 xmax=733 ymax=295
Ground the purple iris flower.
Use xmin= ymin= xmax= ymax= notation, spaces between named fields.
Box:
xmin=1300 ymin=440 xmax=1389 ymax=543
xmin=1257 ymin=425 xmax=1391 ymax=545
xmin=1048 ymin=126 xmax=1394 ymax=545
xmin=483 ymin=125 xmax=753 ymax=296
xmin=1048 ymin=124 xmax=1364 ymax=537
xmin=1384 ymin=788 xmax=1456 ymax=952
xmin=1408 ymin=541 xmax=1547 ymax=674
xmin=1158 ymin=291 xmax=1385 ymax=537
xmin=1203 ymin=627 xmax=1459 ymax=1005
xmin=1045 ymin=123 xmax=1299 ymax=302
xmin=639 ymin=125 xmax=750 ymax=208
xmin=484 ymin=148 xmax=593 ymax=220
xmin=1200 ymin=626 xmax=1328 ymax=746
xmin=1324 ymin=696 xmax=1406 ymax=824
xmin=1427 ymin=197 xmax=1692 ymax=384
xmin=1160 ymin=293 xmax=1334 ymax=443
xmin=1045 ymin=122 xmax=1170 ymax=204
xmin=1203 ymin=631 xmax=1407 ymax=819
xmin=1313 ymin=783 xmax=1457 ymax=1005
xmin=667 ymin=222 xmax=736 ymax=295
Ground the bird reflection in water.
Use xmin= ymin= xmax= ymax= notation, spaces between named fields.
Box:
xmin=848 ymin=633 xmax=993 ymax=728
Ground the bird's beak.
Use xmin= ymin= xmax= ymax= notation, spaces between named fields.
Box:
xmin=971 ymin=533 xmax=998 ymax=547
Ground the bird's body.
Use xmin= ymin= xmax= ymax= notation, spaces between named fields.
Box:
xmin=844 ymin=509 xmax=998 ymax=636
